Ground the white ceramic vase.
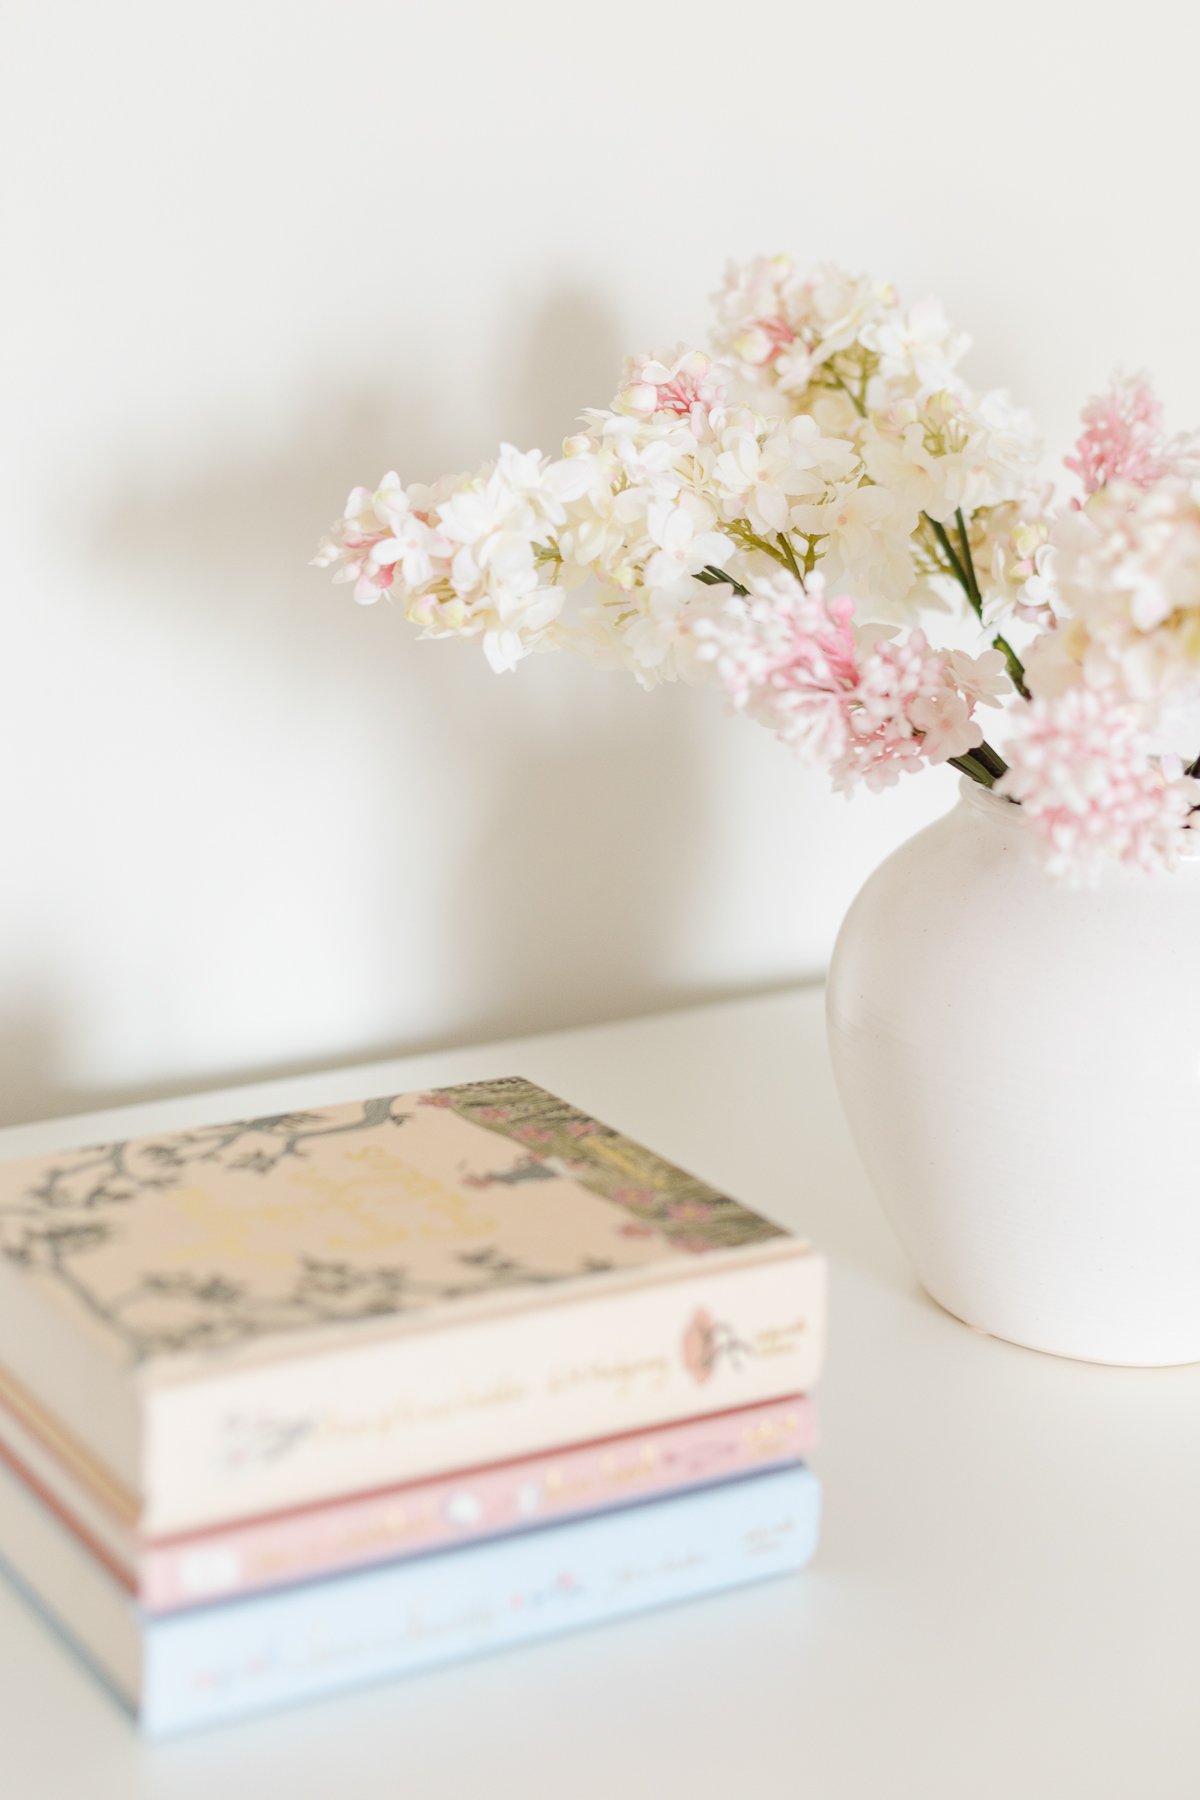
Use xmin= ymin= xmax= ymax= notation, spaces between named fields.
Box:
xmin=827 ymin=777 xmax=1200 ymax=1366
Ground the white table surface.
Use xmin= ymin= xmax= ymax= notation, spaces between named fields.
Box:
xmin=1 ymin=986 xmax=1197 ymax=1799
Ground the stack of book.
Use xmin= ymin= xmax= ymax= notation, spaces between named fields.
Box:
xmin=0 ymin=1075 xmax=826 ymax=1735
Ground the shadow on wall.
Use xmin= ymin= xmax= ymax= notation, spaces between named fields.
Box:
xmin=7 ymin=289 xmax=738 ymax=1128
xmin=0 ymin=999 xmax=64 ymax=1132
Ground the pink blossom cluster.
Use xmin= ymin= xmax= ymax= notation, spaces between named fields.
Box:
xmin=614 ymin=349 xmax=727 ymax=431
xmin=1064 ymin=374 xmax=1200 ymax=495
xmin=996 ymin=689 xmax=1200 ymax=877
xmin=690 ymin=571 xmax=1007 ymax=791
xmin=836 ymin=634 xmax=1009 ymax=791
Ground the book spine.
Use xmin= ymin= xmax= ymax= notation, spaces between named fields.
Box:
xmin=143 ymin=1251 xmax=826 ymax=1535
xmin=142 ymin=1465 xmax=821 ymax=1736
xmin=142 ymin=1395 xmax=818 ymax=1611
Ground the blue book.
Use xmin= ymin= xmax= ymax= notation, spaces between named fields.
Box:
xmin=0 ymin=1457 xmax=819 ymax=1736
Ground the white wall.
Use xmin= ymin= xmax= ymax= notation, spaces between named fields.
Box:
xmin=4 ymin=0 xmax=1199 ymax=1124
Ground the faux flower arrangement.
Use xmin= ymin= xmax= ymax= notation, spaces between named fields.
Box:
xmin=315 ymin=257 xmax=1200 ymax=878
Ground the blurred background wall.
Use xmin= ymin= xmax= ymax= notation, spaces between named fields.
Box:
xmin=3 ymin=0 xmax=1198 ymax=1123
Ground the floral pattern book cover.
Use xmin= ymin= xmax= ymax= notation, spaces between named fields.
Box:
xmin=0 ymin=1077 xmax=794 ymax=1366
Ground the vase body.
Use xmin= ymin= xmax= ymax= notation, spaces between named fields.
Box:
xmin=827 ymin=778 xmax=1200 ymax=1366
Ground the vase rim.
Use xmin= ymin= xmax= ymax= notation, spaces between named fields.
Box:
xmin=954 ymin=774 xmax=1200 ymax=862
xmin=955 ymin=774 xmax=1022 ymax=823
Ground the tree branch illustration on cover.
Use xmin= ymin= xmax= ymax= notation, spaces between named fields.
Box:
xmin=0 ymin=1084 xmax=781 ymax=1362
xmin=0 ymin=1100 xmax=428 ymax=1358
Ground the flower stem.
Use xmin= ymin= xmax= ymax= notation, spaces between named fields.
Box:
xmin=729 ymin=523 xmax=794 ymax=569
xmin=758 ymin=384 xmax=1033 ymax=707
xmin=953 ymin=508 xmax=986 ymax=617
xmin=992 ymin=632 xmax=1031 ymax=699
xmin=949 ymin=752 xmax=998 ymax=788
xmin=970 ymin=739 xmax=1009 ymax=779
xmin=926 ymin=511 xmax=1031 ymax=700
xmin=697 ymin=565 xmax=749 ymax=597
xmin=950 ymin=738 xmax=1009 ymax=788
xmin=828 ymin=370 xmax=868 ymax=419
xmin=783 ymin=388 xmax=1034 ymax=706
xmin=775 ymin=533 xmax=804 ymax=582
xmin=926 ymin=515 xmax=974 ymax=605
xmin=954 ymin=509 xmax=1032 ymax=700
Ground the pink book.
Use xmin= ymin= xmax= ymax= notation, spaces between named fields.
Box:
xmin=0 ymin=1387 xmax=816 ymax=1614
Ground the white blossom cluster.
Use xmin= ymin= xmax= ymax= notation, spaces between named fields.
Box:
xmin=315 ymin=270 xmax=1043 ymax=688
xmin=712 ymin=256 xmax=1040 ymax=529
xmin=314 ymin=258 xmax=1200 ymax=873
xmin=1025 ymin=480 xmax=1200 ymax=708
xmin=312 ymin=448 xmax=590 ymax=674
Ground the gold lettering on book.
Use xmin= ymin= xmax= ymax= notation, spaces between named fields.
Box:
xmin=743 ymin=1516 xmax=795 ymax=1555
xmin=546 ymin=1354 xmax=671 ymax=1397
xmin=749 ymin=1316 xmax=809 ymax=1357
xmin=291 ymin=1149 xmax=496 ymax=1249
xmin=274 ymin=1349 xmax=671 ymax=1452
xmin=311 ymin=1378 xmax=531 ymax=1442
xmin=161 ymin=1151 xmax=496 ymax=1272
xmin=746 ymin=1418 xmax=794 ymax=1458
xmin=612 ymin=1550 xmax=706 ymax=1590
xmin=217 ymin=1307 xmax=811 ymax=1466
xmin=541 ymin=1449 xmax=664 ymax=1510
xmin=244 ymin=1504 xmax=440 ymax=1581
xmin=167 ymin=1185 xmax=298 ymax=1273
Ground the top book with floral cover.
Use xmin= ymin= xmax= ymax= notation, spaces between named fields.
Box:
xmin=0 ymin=1078 xmax=824 ymax=1536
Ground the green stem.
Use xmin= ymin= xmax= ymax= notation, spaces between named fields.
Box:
xmin=775 ymin=533 xmax=804 ymax=582
xmin=992 ymin=633 xmax=1030 ymax=700
xmin=697 ymin=565 xmax=749 ymax=597
xmin=828 ymin=369 xmax=868 ymax=420
xmin=729 ymin=524 xmax=794 ymax=569
xmin=772 ymin=379 xmax=1032 ymax=709
xmin=950 ymin=738 xmax=1009 ymax=787
xmin=949 ymin=752 xmax=997 ymax=789
xmin=969 ymin=739 xmax=1009 ymax=780
xmin=953 ymin=508 xmax=985 ymax=618
xmin=927 ymin=510 xmax=1031 ymax=700
xmin=953 ymin=507 xmax=1031 ymax=698
xmin=925 ymin=515 xmax=972 ymax=598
